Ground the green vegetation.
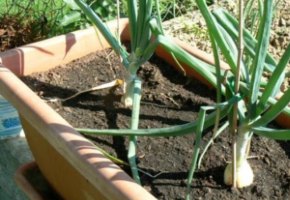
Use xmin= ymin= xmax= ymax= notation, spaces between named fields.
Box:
xmin=72 ymin=0 xmax=289 ymax=199
xmin=73 ymin=0 xmax=218 ymax=186
xmin=0 ymin=0 xmax=203 ymax=47
xmin=0 ymin=0 xmax=67 ymax=47
xmin=0 ymin=0 xmax=119 ymax=45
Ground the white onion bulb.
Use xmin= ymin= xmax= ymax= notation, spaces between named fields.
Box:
xmin=224 ymin=160 xmax=254 ymax=188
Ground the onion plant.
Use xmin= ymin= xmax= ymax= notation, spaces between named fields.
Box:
xmin=72 ymin=0 xmax=290 ymax=199
xmin=193 ymin=0 xmax=290 ymax=193
xmin=73 ymin=0 xmax=217 ymax=185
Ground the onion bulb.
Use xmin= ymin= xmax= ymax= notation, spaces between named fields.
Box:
xmin=224 ymin=160 xmax=254 ymax=188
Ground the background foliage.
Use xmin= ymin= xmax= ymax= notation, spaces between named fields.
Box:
xmin=0 ymin=0 xmax=215 ymax=50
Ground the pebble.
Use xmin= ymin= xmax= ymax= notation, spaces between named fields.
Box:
xmin=143 ymin=185 xmax=152 ymax=192
xmin=205 ymin=187 xmax=212 ymax=193
xmin=38 ymin=91 xmax=44 ymax=96
xmin=137 ymin=151 xmax=145 ymax=159
xmin=230 ymin=187 xmax=240 ymax=195
xmin=63 ymin=107 xmax=72 ymax=112
xmin=271 ymin=38 xmax=280 ymax=48
xmin=279 ymin=18 xmax=286 ymax=26
xmin=264 ymin=157 xmax=270 ymax=165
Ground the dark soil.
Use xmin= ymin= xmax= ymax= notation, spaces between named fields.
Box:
xmin=22 ymin=49 xmax=290 ymax=200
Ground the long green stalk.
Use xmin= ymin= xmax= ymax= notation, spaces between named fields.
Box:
xmin=251 ymin=87 xmax=290 ymax=127
xmin=248 ymin=0 xmax=273 ymax=118
xmin=73 ymin=0 xmax=129 ymax=67
xmin=231 ymin=0 xmax=244 ymax=188
xmin=140 ymin=35 xmax=218 ymax=88
xmin=196 ymin=0 xmax=247 ymax=80
xmin=185 ymin=108 xmax=205 ymax=200
xmin=252 ymin=127 xmax=290 ymax=140
xmin=77 ymin=96 xmax=242 ymax=137
xmin=212 ymin=9 xmax=277 ymax=73
xmin=135 ymin=0 xmax=152 ymax=51
xmin=155 ymin=0 xmax=164 ymax=35
xmin=127 ymin=0 xmax=137 ymax=51
xmin=128 ymin=78 xmax=142 ymax=184
xmin=257 ymin=44 xmax=290 ymax=113
xmin=197 ymin=122 xmax=229 ymax=168
xmin=208 ymin=28 xmax=222 ymax=140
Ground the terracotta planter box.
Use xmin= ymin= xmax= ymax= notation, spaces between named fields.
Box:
xmin=0 ymin=18 xmax=289 ymax=200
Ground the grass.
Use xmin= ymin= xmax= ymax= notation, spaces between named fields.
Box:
xmin=0 ymin=0 xmax=64 ymax=16
xmin=0 ymin=0 xmax=67 ymax=49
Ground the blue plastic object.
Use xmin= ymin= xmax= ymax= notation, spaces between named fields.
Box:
xmin=0 ymin=95 xmax=22 ymax=139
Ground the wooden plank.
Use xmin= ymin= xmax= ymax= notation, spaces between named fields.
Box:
xmin=0 ymin=131 xmax=33 ymax=200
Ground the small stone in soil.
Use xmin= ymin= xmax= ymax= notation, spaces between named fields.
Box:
xmin=230 ymin=187 xmax=240 ymax=195
xmin=204 ymin=187 xmax=212 ymax=193
xmin=279 ymin=18 xmax=286 ymax=26
xmin=143 ymin=185 xmax=152 ymax=193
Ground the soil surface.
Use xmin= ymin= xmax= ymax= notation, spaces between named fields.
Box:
xmin=22 ymin=49 xmax=290 ymax=200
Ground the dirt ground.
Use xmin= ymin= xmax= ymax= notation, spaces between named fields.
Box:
xmin=22 ymin=49 xmax=290 ymax=200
